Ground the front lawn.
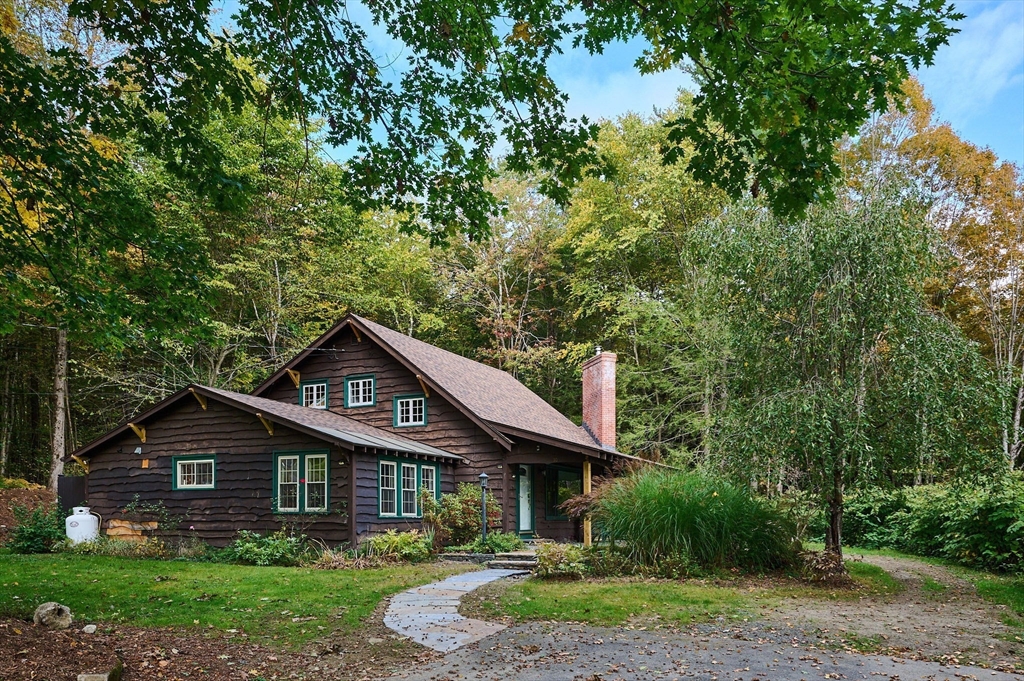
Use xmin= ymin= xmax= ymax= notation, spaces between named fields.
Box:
xmin=468 ymin=560 xmax=899 ymax=627
xmin=0 ymin=554 xmax=473 ymax=648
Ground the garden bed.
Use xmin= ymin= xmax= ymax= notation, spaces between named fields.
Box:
xmin=0 ymin=487 xmax=56 ymax=545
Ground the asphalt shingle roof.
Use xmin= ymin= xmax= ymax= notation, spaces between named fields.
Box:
xmin=352 ymin=315 xmax=610 ymax=453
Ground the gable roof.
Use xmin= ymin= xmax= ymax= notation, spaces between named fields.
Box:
xmin=253 ymin=314 xmax=632 ymax=460
xmin=70 ymin=384 xmax=463 ymax=463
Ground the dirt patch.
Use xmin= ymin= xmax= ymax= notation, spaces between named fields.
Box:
xmin=760 ymin=553 xmax=1022 ymax=673
xmin=0 ymin=487 xmax=56 ymax=544
xmin=0 ymin=596 xmax=442 ymax=681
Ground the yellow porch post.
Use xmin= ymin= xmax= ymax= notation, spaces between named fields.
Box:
xmin=582 ymin=459 xmax=592 ymax=547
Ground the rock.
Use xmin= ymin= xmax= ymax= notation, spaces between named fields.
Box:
xmin=77 ymin=658 xmax=123 ymax=681
xmin=33 ymin=602 xmax=73 ymax=629
xmin=82 ymin=624 xmax=98 ymax=634
xmin=368 ymin=637 xmax=385 ymax=645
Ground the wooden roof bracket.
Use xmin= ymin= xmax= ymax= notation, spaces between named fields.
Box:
xmin=352 ymin=326 xmax=362 ymax=343
xmin=71 ymin=454 xmax=90 ymax=474
xmin=256 ymin=413 xmax=274 ymax=436
xmin=415 ymin=374 xmax=431 ymax=398
xmin=128 ymin=423 xmax=146 ymax=443
xmin=189 ymin=388 xmax=207 ymax=410
xmin=286 ymin=369 xmax=301 ymax=388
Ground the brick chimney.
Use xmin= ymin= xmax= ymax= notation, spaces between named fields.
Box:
xmin=582 ymin=347 xmax=617 ymax=449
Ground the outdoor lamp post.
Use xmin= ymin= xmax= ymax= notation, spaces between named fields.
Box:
xmin=479 ymin=472 xmax=489 ymax=542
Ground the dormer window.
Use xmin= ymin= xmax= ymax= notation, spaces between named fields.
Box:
xmin=300 ymin=381 xmax=328 ymax=409
xmin=344 ymin=374 xmax=375 ymax=408
xmin=393 ymin=394 xmax=426 ymax=427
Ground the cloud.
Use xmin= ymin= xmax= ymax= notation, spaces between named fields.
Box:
xmin=917 ymin=1 xmax=1024 ymax=124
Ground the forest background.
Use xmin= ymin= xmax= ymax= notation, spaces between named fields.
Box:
xmin=3 ymin=72 xmax=1022 ymax=507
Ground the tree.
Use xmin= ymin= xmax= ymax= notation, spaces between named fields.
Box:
xmin=841 ymin=79 xmax=1024 ymax=470
xmin=713 ymin=183 xmax=998 ymax=557
xmin=2 ymin=0 xmax=963 ymax=327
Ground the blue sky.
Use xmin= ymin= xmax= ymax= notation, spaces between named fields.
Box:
xmin=546 ymin=0 xmax=1024 ymax=168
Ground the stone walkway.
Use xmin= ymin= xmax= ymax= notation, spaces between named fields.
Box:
xmin=382 ymin=568 xmax=529 ymax=653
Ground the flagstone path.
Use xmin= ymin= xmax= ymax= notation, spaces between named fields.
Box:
xmin=382 ymin=568 xmax=529 ymax=653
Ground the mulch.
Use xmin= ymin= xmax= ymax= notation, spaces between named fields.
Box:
xmin=0 ymin=487 xmax=57 ymax=544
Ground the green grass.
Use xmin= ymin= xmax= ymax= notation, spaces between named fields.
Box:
xmin=973 ymin=575 xmax=1024 ymax=629
xmin=478 ymin=560 xmax=900 ymax=627
xmin=921 ymin=576 xmax=947 ymax=593
xmin=0 ymin=554 xmax=472 ymax=648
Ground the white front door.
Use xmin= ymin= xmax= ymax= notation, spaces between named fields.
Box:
xmin=518 ymin=465 xmax=534 ymax=535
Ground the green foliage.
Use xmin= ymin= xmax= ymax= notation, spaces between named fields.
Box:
xmin=5 ymin=504 xmax=65 ymax=554
xmin=844 ymin=477 xmax=1024 ymax=572
xmin=535 ymin=542 xmax=588 ymax=580
xmin=450 ymin=531 xmax=526 ymax=555
xmin=361 ymin=529 xmax=433 ymax=563
xmin=60 ymin=537 xmax=170 ymax=559
xmin=422 ymin=483 xmax=502 ymax=547
xmin=713 ymin=184 xmax=1000 ymax=553
xmin=0 ymin=477 xmax=36 ymax=490
xmin=224 ymin=530 xmax=307 ymax=567
xmin=590 ymin=468 xmax=798 ymax=571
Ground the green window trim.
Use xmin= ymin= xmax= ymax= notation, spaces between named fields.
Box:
xmin=171 ymin=454 xmax=217 ymax=491
xmin=343 ymin=374 xmax=376 ymax=408
xmin=544 ymin=464 xmax=583 ymax=521
xmin=272 ymin=450 xmax=331 ymax=514
xmin=377 ymin=456 xmax=440 ymax=519
xmin=299 ymin=379 xmax=330 ymax=409
xmin=393 ymin=394 xmax=427 ymax=427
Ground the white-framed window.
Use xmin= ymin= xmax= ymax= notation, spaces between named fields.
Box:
xmin=345 ymin=375 xmax=374 ymax=407
xmin=305 ymin=454 xmax=328 ymax=512
xmin=420 ymin=466 xmax=436 ymax=504
xmin=378 ymin=459 xmax=439 ymax=518
xmin=379 ymin=461 xmax=397 ymax=516
xmin=174 ymin=456 xmax=216 ymax=490
xmin=401 ymin=463 xmax=418 ymax=516
xmin=301 ymin=381 xmax=328 ymax=409
xmin=275 ymin=451 xmax=330 ymax=513
xmin=277 ymin=455 xmax=300 ymax=512
xmin=394 ymin=395 xmax=426 ymax=427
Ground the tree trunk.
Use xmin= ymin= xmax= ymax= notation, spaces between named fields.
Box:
xmin=824 ymin=462 xmax=844 ymax=559
xmin=0 ymin=340 xmax=11 ymax=477
xmin=48 ymin=328 xmax=68 ymax=492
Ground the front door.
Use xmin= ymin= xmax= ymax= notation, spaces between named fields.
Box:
xmin=517 ymin=465 xmax=534 ymax=536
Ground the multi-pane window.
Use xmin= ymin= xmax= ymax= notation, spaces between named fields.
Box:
xmin=301 ymin=382 xmax=328 ymax=409
xmin=345 ymin=376 xmax=374 ymax=407
xmin=402 ymin=464 xmax=418 ymax=516
xmin=545 ymin=466 xmax=583 ymax=520
xmin=276 ymin=452 xmax=329 ymax=513
xmin=379 ymin=461 xmax=397 ymax=516
xmin=305 ymin=455 xmax=328 ymax=512
xmin=277 ymin=456 xmax=300 ymax=512
xmin=174 ymin=457 xmax=215 ymax=490
xmin=394 ymin=395 xmax=426 ymax=426
xmin=420 ymin=466 xmax=436 ymax=502
xmin=378 ymin=459 xmax=438 ymax=517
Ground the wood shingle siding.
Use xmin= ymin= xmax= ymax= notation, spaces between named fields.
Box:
xmin=83 ymin=399 xmax=353 ymax=546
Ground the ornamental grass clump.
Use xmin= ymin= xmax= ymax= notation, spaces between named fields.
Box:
xmin=590 ymin=468 xmax=798 ymax=572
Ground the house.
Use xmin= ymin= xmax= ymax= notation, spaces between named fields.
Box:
xmin=68 ymin=314 xmax=635 ymax=546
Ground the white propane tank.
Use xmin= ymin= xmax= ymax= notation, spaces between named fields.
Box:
xmin=65 ymin=506 xmax=100 ymax=545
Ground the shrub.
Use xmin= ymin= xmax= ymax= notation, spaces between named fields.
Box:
xmin=0 ymin=477 xmax=39 ymax=490
xmin=225 ymin=529 xmax=306 ymax=566
xmin=535 ymin=542 xmax=588 ymax=580
xmin=843 ymin=476 xmax=1024 ymax=572
xmin=422 ymin=483 xmax=502 ymax=546
xmin=61 ymin=536 xmax=170 ymax=559
xmin=448 ymin=530 xmax=526 ymax=554
xmin=361 ymin=529 xmax=433 ymax=562
xmin=6 ymin=504 xmax=65 ymax=554
xmin=589 ymin=468 xmax=799 ymax=572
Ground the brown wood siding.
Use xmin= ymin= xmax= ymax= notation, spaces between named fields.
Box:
xmin=261 ymin=327 xmax=512 ymax=529
xmin=84 ymin=398 xmax=352 ymax=546
xmin=352 ymin=455 xmax=456 ymax=539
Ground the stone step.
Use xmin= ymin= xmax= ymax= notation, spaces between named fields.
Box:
xmin=494 ymin=552 xmax=537 ymax=561
xmin=487 ymin=559 xmax=537 ymax=570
